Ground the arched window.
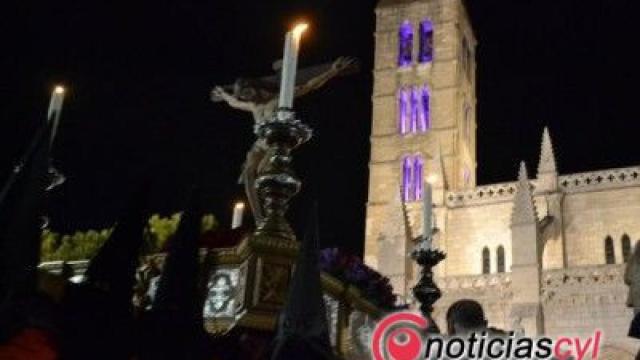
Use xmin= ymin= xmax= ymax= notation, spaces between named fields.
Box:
xmin=398 ymin=87 xmax=411 ymax=134
xmin=482 ymin=247 xmax=490 ymax=274
xmin=463 ymin=167 xmax=471 ymax=187
xmin=496 ymin=246 xmax=505 ymax=273
xmin=410 ymin=87 xmax=420 ymax=133
xmin=399 ymin=85 xmax=430 ymax=135
xmin=418 ymin=86 xmax=430 ymax=132
xmin=605 ymin=236 xmax=615 ymax=264
xmin=419 ymin=20 xmax=433 ymax=63
xmin=401 ymin=154 xmax=424 ymax=202
xmin=402 ymin=156 xmax=413 ymax=202
xmin=398 ymin=21 xmax=413 ymax=67
xmin=464 ymin=104 xmax=472 ymax=141
xmin=462 ymin=37 xmax=472 ymax=79
xmin=622 ymin=234 xmax=632 ymax=262
xmin=414 ymin=156 xmax=424 ymax=201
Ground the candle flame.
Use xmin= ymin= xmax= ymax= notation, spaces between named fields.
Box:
xmin=234 ymin=202 xmax=245 ymax=210
xmin=54 ymin=86 xmax=65 ymax=94
xmin=292 ymin=23 xmax=309 ymax=38
xmin=427 ymin=174 xmax=438 ymax=184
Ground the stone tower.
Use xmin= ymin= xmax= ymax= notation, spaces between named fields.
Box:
xmin=364 ymin=0 xmax=477 ymax=298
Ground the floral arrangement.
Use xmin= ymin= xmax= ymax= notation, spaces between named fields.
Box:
xmin=319 ymin=248 xmax=398 ymax=309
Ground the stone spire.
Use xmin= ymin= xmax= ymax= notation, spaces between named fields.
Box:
xmin=537 ymin=127 xmax=557 ymax=176
xmin=511 ymin=162 xmax=538 ymax=226
xmin=510 ymin=162 xmax=544 ymax=335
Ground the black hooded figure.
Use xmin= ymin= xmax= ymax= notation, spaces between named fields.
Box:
xmin=59 ymin=184 xmax=150 ymax=360
xmin=0 ymin=117 xmax=55 ymax=342
xmin=270 ymin=204 xmax=336 ymax=360
xmin=138 ymin=186 xmax=211 ymax=360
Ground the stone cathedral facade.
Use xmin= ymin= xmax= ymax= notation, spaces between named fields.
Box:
xmin=365 ymin=0 xmax=639 ymax=353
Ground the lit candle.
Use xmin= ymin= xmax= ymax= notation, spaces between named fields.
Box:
xmin=47 ymin=85 xmax=65 ymax=146
xmin=278 ymin=23 xmax=308 ymax=111
xmin=231 ymin=202 xmax=245 ymax=229
xmin=423 ymin=180 xmax=433 ymax=248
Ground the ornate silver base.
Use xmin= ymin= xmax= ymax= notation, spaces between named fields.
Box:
xmin=253 ymin=110 xmax=312 ymax=241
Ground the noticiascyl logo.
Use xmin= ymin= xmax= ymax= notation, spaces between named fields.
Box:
xmin=371 ymin=311 xmax=429 ymax=360
xmin=370 ymin=311 xmax=605 ymax=360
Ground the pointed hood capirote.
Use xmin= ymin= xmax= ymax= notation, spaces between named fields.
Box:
xmin=271 ymin=203 xmax=335 ymax=360
xmin=84 ymin=183 xmax=151 ymax=303
xmin=0 ymin=118 xmax=53 ymax=339
xmin=59 ymin=182 xmax=151 ymax=360
xmin=151 ymin=186 xmax=203 ymax=316
xmin=139 ymin=185 xmax=211 ymax=360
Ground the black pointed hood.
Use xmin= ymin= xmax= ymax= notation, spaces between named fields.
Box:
xmin=271 ymin=204 xmax=334 ymax=360
xmin=0 ymin=119 xmax=52 ymax=336
xmin=139 ymin=186 xmax=209 ymax=360
xmin=84 ymin=182 xmax=150 ymax=303
xmin=152 ymin=186 xmax=203 ymax=316
xmin=59 ymin=182 xmax=150 ymax=360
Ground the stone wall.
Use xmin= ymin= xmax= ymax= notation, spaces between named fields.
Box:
xmin=433 ymin=272 xmax=512 ymax=330
xmin=562 ymin=185 xmax=640 ymax=267
xmin=442 ymin=201 xmax=513 ymax=276
xmin=432 ymin=265 xmax=638 ymax=355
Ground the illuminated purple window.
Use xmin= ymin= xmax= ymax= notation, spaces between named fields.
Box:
xmin=414 ymin=157 xmax=424 ymax=201
xmin=402 ymin=156 xmax=413 ymax=201
xmin=419 ymin=20 xmax=433 ymax=63
xmin=402 ymin=154 xmax=424 ymax=202
xmin=398 ymin=21 xmax=413 ymax=67
xmin=398 ymin=88 xmax=411 ymax=134
xmin=410 ymin=87 xmax=419 ymax=133
xmin=419 ymin=86 xmax=430 ymax=132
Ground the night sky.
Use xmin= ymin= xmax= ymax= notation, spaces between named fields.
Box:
xmin=1 ymin=0 xmax=639 ymax=256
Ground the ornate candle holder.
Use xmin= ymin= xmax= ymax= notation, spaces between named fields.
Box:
xmin=411 ymin=231 xmax=446 ymax=333
xmin=253 ymin=109 xmax=312 ymax=241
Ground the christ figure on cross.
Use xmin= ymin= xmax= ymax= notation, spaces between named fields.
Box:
xmin=212 ymin=56 xmax=358 ymax=224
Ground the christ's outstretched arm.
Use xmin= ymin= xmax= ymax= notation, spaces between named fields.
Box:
xmin=294 ymin=57 xmax=358 ymax=98
xmin=212 ymin=86 xmax=256 ymax=113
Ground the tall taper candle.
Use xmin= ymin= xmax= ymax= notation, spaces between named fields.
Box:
xmin=232 ymin=202 xmax=245 ymax=229
xmin=48 ymin=86 xmax=65 ymax=147
xmin=278 ymin=23 xmax=308 ymax=110
xmin=423 ymin=180 xmax=433 ymax=247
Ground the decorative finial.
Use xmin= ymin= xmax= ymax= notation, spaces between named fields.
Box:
xmin=537 ymin=127 xmax=557 ymax=177
xmin=512 ymin=162 xmax=538 ymax=226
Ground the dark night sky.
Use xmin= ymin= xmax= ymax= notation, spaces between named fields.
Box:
xmin=1 ymin=0 xmax=639 ymax=256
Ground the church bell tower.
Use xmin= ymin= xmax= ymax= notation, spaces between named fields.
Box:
xmin=364 ymin=0 xmax=477 ymax=297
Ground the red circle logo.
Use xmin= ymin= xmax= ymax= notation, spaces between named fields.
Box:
xmin=371 ymin=312 xmax=428 ymax=360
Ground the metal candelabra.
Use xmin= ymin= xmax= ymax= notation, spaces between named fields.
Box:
xmin=253 ymin=109 xmax=312 ymax=241
xmin=411 ymin=230 xmax=446 ymax=333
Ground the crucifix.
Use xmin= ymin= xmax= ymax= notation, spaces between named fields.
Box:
xmin=212 ymin=47 xmax=358 ymax=224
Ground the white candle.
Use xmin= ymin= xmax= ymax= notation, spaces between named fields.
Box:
xmin=278 ymin=23 xmax=308 ymax=110
xmin=423 ymin=180 xmax=432 ymax=247
xmin=47 ymin=85 xmax=65 ymax=147
xmin=231 ymin=202 xmax=245 ymax=229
